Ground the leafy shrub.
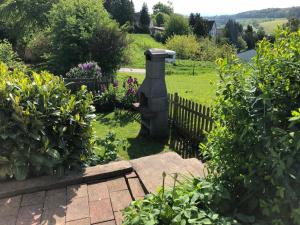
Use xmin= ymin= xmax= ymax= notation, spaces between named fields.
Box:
xmin=65 ymin=62 xmax=102 ymax=78
xmin=165 ymin=14 xmax=190 ymax=39
xmin=123 ymin=175 xmax=238 ymax=225
xmin=166 ymin=36 xmax=235 ymax=61
xmin=0 ymin=40 xmax=24 ymax=68
xmin=203 ymin=29 xmax=300 ymax=224
xmin=88 ymin=24 xmax=129 ymax=75
xmin=118 ymin=76 xmax=139 ymax=108
xmin=48 ymin=0 xmax=127 ymax=75
xmin=166 ymin=35 xmax=198 ymax=59
xmin=198 ymin=38 xmax=236 ymax=61
xmin=153 ymin=31 xmax=165 ymax=43
xmin=94 ymin=83 xmax=118 ymax=112
xmin=85 ymin=131 xmax=121 ymax=166
xmin=0 ymin=63 xmax=95 ymax=180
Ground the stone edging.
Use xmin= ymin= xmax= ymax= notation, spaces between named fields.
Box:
xmin=0 ymin=161 xmax=132 ymax=199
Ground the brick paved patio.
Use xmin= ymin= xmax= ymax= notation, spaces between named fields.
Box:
xmin=0 ymin=152 xmax=205 ymax=225
xmin=0 ymin=172 xmax=145 ymax=225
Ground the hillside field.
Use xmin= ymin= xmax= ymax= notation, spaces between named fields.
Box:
xmin=126 ymin=34 xmax=165 ymax=68
xmin=259 ymin=18 xmax=288 ymax=34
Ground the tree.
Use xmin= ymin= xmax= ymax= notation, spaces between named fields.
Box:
xmin=104 ymin=0 xmax=135 ymax=26
xmin=243 ymin=25 xmax=257 ymax=49
xmin=284 ymin=17 xmax=300 ymax=32
xmin=189 ymin=13 xmax=209 ymax=37
xmin=139 ymin=3 xmax=150 ymax=33
xmin=154 ymin=12 xmax=170 ymax=27
xmin=0 ymin=0 xmax=58 ymax=45
xmin=166 ymin=35 xmax=198 ymax=59
xmin=224 ymin=19 xmax=244 ymax=51
xmin=48 ymin=0 xmax=128 ymax=74
xmin=257 ymin=26 xmax=266 ymax=41
xmin=153 ymin=1 xmax=173 ymax=15
xmin=165 ymin=14 xmax=189 ymax=39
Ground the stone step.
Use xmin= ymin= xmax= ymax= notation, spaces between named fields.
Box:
xmin=130 ymin=152 xmax=205 ymax=193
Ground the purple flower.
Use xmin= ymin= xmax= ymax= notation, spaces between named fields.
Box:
xmin=133 ymin=78 xmax=138 ymax=85
xmin=127 ymin=76 xmax=133 ymax=84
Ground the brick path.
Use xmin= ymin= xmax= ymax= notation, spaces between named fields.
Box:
xmin=0 ymin=172 xmax=145 ymax=225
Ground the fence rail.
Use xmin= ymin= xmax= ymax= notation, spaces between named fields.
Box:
xmin=168 ymin=93 xmax=213 ymax=142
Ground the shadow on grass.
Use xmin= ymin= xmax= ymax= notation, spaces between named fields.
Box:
xmin=96 ymin=110 xmax=139 ymax=127
xmin=126 ymin=136 xmax=168 ymax=159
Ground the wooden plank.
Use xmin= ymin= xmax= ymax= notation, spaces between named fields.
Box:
xmin=187 ymin=100 xmax=192 ymax=135
xmin=194 ymin=103 xmax=198 ymax=139
xmin=205 ymin=107 xmax=210 ymax=132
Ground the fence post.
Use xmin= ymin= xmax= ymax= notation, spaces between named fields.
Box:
xmin=173 ymin=93 xmax=179 ymax=126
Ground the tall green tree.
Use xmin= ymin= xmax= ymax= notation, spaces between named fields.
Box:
xmin=139 ymin=3 xmax=150 ymax=33
xmin=104 ymin=0 xmax=135 ymax=26
xmin=243 ymin=25 xmax=257 ymax=49
xmin=189 ymin=13 xmax=209 ymax=37
xmin=224 ymin=19 xmax=245 ymax=51
xmin=153 ymin=1 xmax=173 ymax=15
xmin=0 ymin=0 xmax=58 ymax=44
xmin=48 ymin=0 xmax=128 ymax=74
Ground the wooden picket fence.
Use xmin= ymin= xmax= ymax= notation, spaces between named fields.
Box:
xmin=168 ymin=93 xmax=214 ymax=143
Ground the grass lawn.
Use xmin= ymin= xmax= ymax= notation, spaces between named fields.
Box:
xmin=117 ymin=60 xmax=219 ymax=105
xmin=126 ymin=34 xmax=165 ymax=68
xmin=93 ymin=110 xmax=170 ymax=160
xmin=259 ymin=18 xmax=288 ymax=34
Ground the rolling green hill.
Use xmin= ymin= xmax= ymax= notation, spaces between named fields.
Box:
xmin=125 ymin=34 xmax=165 ymax=68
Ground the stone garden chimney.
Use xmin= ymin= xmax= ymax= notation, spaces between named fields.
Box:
xmin=135 ymin=49 xmax=172 ymax=138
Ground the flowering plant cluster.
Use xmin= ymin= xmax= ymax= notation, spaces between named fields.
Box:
xmin=65 ymin=61 xmax=102 ymax=78
xmin=120 ymin=76 xmax=139 ymax=108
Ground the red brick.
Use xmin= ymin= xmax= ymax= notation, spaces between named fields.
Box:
xmin=66 ymin=218 xmax=90 ymax=225
xmin=125 ymin=172 xmax=137 ymax=179
xmin=89 ymin=199 xmax=114 ymax=224
xmin=16 ymin=204 xmax=43 ymax=225
xmin=44 ymin=188 xmax=66 ymax=210
xmin=110 ymin=190 xmax=132 ymax=212
xmin=114 ymin=212 xmax=123 ymax=225
xmin=0 ymin=215 xmax=17 ymax=225
xmin=127 ymin=178 xmax=145 ymax=200
xmin=106 ymin=177 xmax=127 ymax=193
xmin=0 ymin=195 xmax=22 ymax=208
xmin=67 ymin=184 xmax=88 ymax=200
xmin=95 ymin=220 xmax=116 ymax=225
xmin=41 ymin=207 xmax=66 ymax=225
xmin=0 ymin=202 xmax=19 ymax=217
xmin=88 ymin=182 xmax=109 ymax=201
xmin=66 ymin=197 xmax=89 ymax=222
xmin=21 ymin=191 xmax=45 ymax=206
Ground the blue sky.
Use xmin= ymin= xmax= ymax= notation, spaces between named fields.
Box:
xmin=132 ymin=0 xmax=300 ymax=16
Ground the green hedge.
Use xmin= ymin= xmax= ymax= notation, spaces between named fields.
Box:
xmin=203 ymin=29 xmax=300 ymax=224
xmin=0 ymin=63 xmax=95 ymax=180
